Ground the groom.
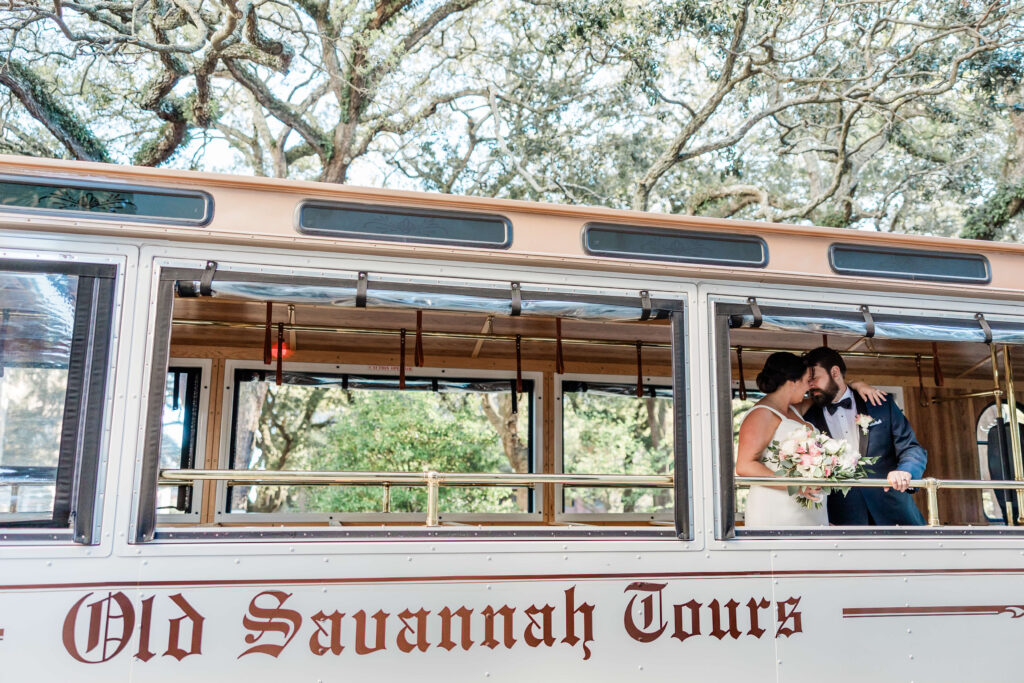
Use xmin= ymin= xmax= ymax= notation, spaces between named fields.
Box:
xmin=802 ymin=347 xmax=927 ymax=526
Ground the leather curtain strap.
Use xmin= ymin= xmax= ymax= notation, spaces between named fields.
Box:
xmin=932 ymin=342 xmax=944 ymax=386
xmin=639 ymin=290 xmax=651 ymax=321
xmin=264 ymin=302 xmax=273 ymax=365
xmin=915 ymin=353 xmax=925 ymax=394
xmin=737 ymin=346 xmax=747 ymax=401
xmin=976 ymin=313 xmax=993 ymax=344
xmin=414 ymin=311 xmax=424 ymax=367
xmin=400 ymin=328 xmax=407 ymax=390
xmin=555 ymin=318 xmax=565 ymax=374
xmin=199 ymin=261 xmax=217 ymax=297
xmin=510 ymin=379 xmax=518 ymax=414
xmin=515 ymin=334 xmax=523 ymax=393
xmin=747 ymin=297 xmax=762 ymax=328
xmin=276 ymin=323 xmax=284 ymax=386
xmin=510 ymin=282 xmax=521 ymax=316
xmin=171 ymin=371 xmax=180 ymax=410
xmin=822 ymin=334 xmax=828 ymax=348
xmin=635 ymin=341 xmax=644 ymax=398
xmin=860 ymin=305 xmax=875 ymax=338
xmin=356 ymin=272 xmax=368 ymax=308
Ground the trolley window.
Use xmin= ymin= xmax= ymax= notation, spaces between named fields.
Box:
xmin=560 ymin=380 xmax=673 ymax=520
xmin=224 ymin=370 xmax=534 ymax=520
xmin=138 ymin=264 xmax=687 ymax=541
xmin=158 ymin=366 xmax=204 ymax=517
xmin=0 ymin=261 xmax=116 ymax=542
xmin=297 ymin=201 xmax=512 ymax=249
xmin=718 ymin=298 xmax=1024 ymax=537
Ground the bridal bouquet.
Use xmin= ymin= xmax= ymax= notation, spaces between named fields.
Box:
xmin=761 ymin=426 xmax=877 ymax=509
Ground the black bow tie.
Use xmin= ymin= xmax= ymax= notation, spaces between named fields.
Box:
xmin=826 ymin=396 xmax=853 ymax=415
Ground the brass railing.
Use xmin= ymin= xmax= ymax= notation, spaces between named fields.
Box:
xmin=735 ymin=476 xmax=1024 ymax=527
xmin=159 ymin=469 xmax=674 ymax=526
xmin=159 ymin=468 xmax=1024 ymax=528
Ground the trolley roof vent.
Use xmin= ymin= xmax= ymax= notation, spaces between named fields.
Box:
xmin=828 ymin=243 xmax=990 ymax=284
xmin=297 ymin=201 xmax=512 ymax=249
xmin=582 ymin=223 xmax=768 ymax=268
xmin=0 ymin=174 xmax=212 ymax=226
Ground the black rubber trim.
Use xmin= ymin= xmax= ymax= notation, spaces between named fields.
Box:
xmin=713 ymin=309 xmax=736 ymax=540
xmin=73 ymin=276 xmax=115 ymax=544
xmin=671 ymin=309 xmax=690 ymax=540
xmin=135 ymin=280 xmax=175 ymax=543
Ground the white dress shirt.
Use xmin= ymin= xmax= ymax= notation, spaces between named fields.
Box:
xmin=823 ymin=386 xmax=858 ymax=449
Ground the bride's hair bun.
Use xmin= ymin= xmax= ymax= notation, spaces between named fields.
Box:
xmin=755 ymin=352 xmax=807 ymax=394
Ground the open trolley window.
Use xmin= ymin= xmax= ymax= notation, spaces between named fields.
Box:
xmin=715 ymin=297 xmax=1024 ymax=537
xmin=0 ymin=260 xmax=116 ymax=543
xmin=136 ymin=263 xmax=687 ymax=541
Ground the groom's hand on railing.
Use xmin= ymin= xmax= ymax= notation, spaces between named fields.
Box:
xmin=885 ymin=470 xmax=913 ymax=492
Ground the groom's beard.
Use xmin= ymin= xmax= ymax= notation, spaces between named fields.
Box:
xmin=809 ymin=377 xmax=840 ymax=406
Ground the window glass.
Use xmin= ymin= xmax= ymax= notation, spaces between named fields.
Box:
xmin=561 ymin=382 xmax=673 ymax=514
xmin=0 ymin=271 xmax=76 ymax=520
xmin=157 ymin=368 xmax=201 ymax=515
xmin=976 ymin=401 xmax=1024 ymax=523
xmin=0 ymin=178 xmax=209 ymax=224
xmin=298 ymin=202 xmax=511 ymax=248
xmin=829 ymin=244 xmax=989 ymax=283
xmin=730 ymin=389 xmax=764 ymax=522
xmin=583 ymin=223 xmax=767 ymax=267
xmin=228 ymin=372 xmax=532 ymax=515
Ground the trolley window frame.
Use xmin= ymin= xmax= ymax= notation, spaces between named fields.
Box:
xmin=135 ymin=263 xmax=689 ymax=542
xmin=713 ymin=297 xmax=1024 ymax=539
xmin=216 ymin=363 xmax=542 ymax=525
xmin=554 ymin=373 xmax=676 ymax=524
xmin=0 ymin=258 xmax=117 ymax=544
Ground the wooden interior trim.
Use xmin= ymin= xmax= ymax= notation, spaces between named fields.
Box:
xmin=200 ymin=358 xmax=225 ymax=525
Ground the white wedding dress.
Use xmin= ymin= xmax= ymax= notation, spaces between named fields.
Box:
xmin=741 ymin=404 xmax=829 ymax=529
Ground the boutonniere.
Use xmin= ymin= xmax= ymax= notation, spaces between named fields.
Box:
xmin=855 ymin=413 xmax=875 ymax=435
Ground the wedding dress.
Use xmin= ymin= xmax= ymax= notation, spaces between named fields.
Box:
xmin=741 ymin=404 xmax=829 ymax=529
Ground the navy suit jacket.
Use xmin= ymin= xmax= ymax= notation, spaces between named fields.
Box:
xmin=804 ymin=394 xmax=927 ymax=526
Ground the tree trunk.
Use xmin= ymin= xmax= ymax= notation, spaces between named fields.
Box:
xmin=481 ymin=394 xmax=529 ymax=510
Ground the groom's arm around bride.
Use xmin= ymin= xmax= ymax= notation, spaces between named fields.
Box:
xmin=803 ymin=346 xmax=928 ymax=526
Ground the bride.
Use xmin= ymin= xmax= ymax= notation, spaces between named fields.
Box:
xmin=737 ymin=352 xmax=883 ymax=528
